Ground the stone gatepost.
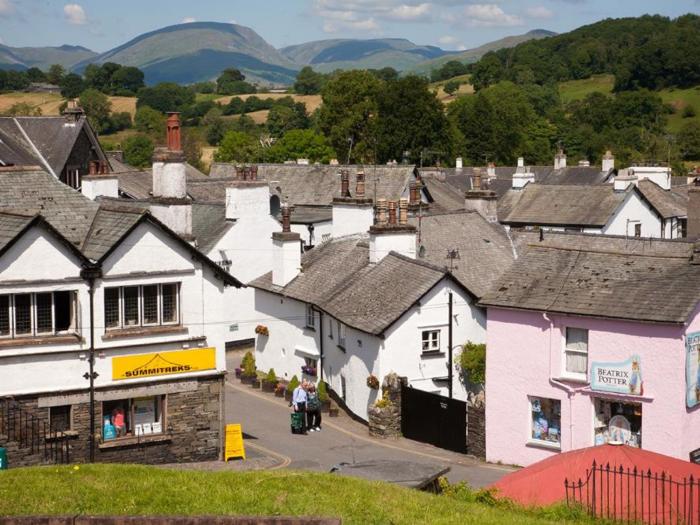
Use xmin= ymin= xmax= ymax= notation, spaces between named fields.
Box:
xmin=368 ymin=373 xmax=406 ymax=439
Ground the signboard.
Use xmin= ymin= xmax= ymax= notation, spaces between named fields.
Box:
xmin=225 ymin=423 xmax=246 ymax=461
xmin=590 ymin=355 xmax=643 ymax=395
xmin=686 ymin=332 xmax=700 ymax=409
xmin=112 ymin=348 xmax=216 ymax=381
xmin=690 ymin=447 xmax=700 ymax=465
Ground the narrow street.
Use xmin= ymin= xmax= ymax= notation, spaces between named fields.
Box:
xmin=224 ymin=353 xmax=513 ymax=488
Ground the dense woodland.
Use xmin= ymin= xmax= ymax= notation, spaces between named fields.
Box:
xmin=1 ymin=14 xmax=699 ymax=172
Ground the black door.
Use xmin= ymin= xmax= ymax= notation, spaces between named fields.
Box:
xmin=401 ymin=385 xmax=467 ymax=454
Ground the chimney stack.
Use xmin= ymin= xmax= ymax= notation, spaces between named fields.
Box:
xmin=81 ymin=160 xmax=118 ymax=201
xmin=399 ymin=198 xmax=408 ymax=225
xmin=517 ymin=157 xmax=525 ymax=169
xmin=456 ymin=157 xmax=463 ymax=170
xmin=473 ymin=168 xmax=482 ymax=190
xmin=465 ymin=187 xmax=498 ymax=223
xmin=602 ymin=150 xmax=615 ymax=173
xmin=554 ymin=149 xmax=567 ymax=170
xmin=613 ymin=169 xmax=638 ymax=191
xmin=166 ymin=112 xmax=182 ymax=152
xmin=377 ymin=198 xmax=388 ymax=225
xmin=272 ymin=203 xmax=302 ymax=287
xmin=388 ymin=200 xmax=398 ymax=225
xmin=369 ymin=200 xmax=417 ymax=263
xmin=331 ymin=169 xmax=374 ymax=238
xmin=356 ymin=171 xmax=366 ymax=198
xmin=487 ymin=163 xmax=496 ymax=179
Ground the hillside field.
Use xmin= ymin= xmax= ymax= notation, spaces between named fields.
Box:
xmin=558 ymin=74 xmax=615 ymax=104
xmin=215 ymin=93 xmax=323 ymax=113
xmin=430 ymin=74 xmax=474 ymax=102
xmin=0 ymin=464 xmax=597 ymax=525
xmin=0 ymin=93 xmax=137 ymax=117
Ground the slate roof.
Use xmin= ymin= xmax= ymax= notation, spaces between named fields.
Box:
xmin=0 ymin=211 xmax=35 ymax=252
xmin=209 ymin=163 xmax=415 ymax=206
xmin=409 ymin=211 xmax=516 ymax=298
xmin=192 ymin=203 xmax=234 ymax=254
xmin=637 ymin=179 xmax=687 ymax=219
xmin=480 ymin=232 xmax=700 ymax=324
xmin=500 ymin=185 xmax=627 ymax=227
xmin=287 ymin=205 xmax=332 ymax=225
xmin=111 ymin=163 xmax=210 ymax=200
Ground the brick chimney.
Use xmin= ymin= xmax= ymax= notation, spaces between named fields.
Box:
xmin=166 ymin=112 xmax=182 ymax=152
xmin=473 ymin=168 xmax=482 ymax=190
xmin=602 ymin=150 xmax=615 ymax=173
xmin=81 ymin=159 xmax=118 ymax=201
xmin=272 ymin=203 xmax=302 ymax=287
xmin=332 ymin=170 xmax=373 ymax=238
xmin=369 ymin=199 xmax=417 ymax=263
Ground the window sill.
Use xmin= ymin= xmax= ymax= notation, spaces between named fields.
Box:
xmin=554 ymin=375 xmax=589 ymax=385
xmin=337 ymin=344 xmax=346 ymax=352
xmin=103 ymin=325 xmax=187 ymax=340
xmin=421 ymin=351 xmax=445 ymax=359
xmin=0 ymin=334 xmax=82 ymax=349
xmin=46 ymin=430 xmax=79 ymax=441
xmin=526 ymin=439 xmax=561 ymax=452
xmin=99 ymin=433 xmax=171 ymax=449
xmin=304 ymin=326 xmax=316 ymax=333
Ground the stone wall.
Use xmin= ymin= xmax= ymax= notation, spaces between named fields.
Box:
xmin=467 ymin=403 xmax=486 ymax=459
xmin=1 ymin=375 xmax=223 ymax=467
xmin=368 ymin=374 xmax=405 ymax=439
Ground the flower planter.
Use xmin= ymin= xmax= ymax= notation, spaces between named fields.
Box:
xmin=251 ymin=378 xmax=261 ymax=389
xmin=320 ymin=400 xmax=331 ymax=413
xmin=262 ymin=381 xmax=276 ymax=393
xmin=275 ymin=386 xmax=286 ymax=398
xmin=329 ymin=407 xmax=340 ymax=418
xmin=234 ymin=368 xmax=242 ymax=378
xmin=240 ymin=375 xmax=254 ymax=385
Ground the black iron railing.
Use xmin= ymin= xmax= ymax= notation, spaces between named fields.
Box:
xmin=565 ymin=460 xmax=699 ymax=524
xmin=0 ymin=398 xmax=71 ymax=465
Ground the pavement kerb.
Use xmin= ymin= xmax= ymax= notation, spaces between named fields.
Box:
xmin=244 ymin=440 xmax=292 ymax=470
xmin=226 ymin=379 xmax=515 ymax=473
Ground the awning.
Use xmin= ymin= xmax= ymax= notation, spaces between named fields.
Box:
xmin=294 ymin=346 xmax=320 ymax=358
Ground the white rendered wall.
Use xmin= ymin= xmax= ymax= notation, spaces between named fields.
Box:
xmin=81 ymin=177 xmax=119 ymax=200
xmin=603 ymin=191 xmax=662 ymax=238
xmin=272 ymin=238 xmax=301 ymax=287
xmin=152 ymin=161 xmax=187 ymax=198
xmin=630 ymin=167 xmax=671 ymax=190
xmin=225 ymin=185 xmax=270 ymax=221
xmin=369 ymin=231 xmax=416 ymax=263
xmin=149 ymin=203 xmax=192 ymax=238
xmin=332 ymin=203 xmax=374 ymax=239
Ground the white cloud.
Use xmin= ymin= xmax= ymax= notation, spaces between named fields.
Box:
xmin=460 ymin=4 xmax=522 ymax=27
xmin=63 ymin=3 xmax=87 ymax=25
xmin=385 ymin=3 xmax=433 ymax=22
xmin=0 ymin=0 xmax=15 ymax=17
xmin=525 ymin=6 xmax=554 ymax=19
xmin=439 ymin=35 xmax=458 ymax=45
xmin=182 ymin=17 xmax=197 ymax=23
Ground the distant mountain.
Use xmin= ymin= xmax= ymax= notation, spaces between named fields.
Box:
xmin=74 ymin=22 xmax=299 ymax=86
xmin=0 ymin=44 xmax=96 ymax=71
xmin=281 ymin=38 xmax=456 ymax=73
xmin=408 ymin=30 xmax=556 ymax=76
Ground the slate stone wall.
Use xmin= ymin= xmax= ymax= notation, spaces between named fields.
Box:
xmin=467 ymin=404 xmax=486 ymax=459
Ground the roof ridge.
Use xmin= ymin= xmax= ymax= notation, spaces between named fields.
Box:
xmin=387 ymin=251 xmax=448 ymax=273
xmin=530 ymin=243 xmax=690 ymax=260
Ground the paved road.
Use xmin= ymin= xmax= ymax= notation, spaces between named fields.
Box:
xmin=224 ymin=355 xmax=513 ymax=488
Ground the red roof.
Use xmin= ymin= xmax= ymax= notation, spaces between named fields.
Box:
xmin=492 ymin=444 xmax=700 ymax=507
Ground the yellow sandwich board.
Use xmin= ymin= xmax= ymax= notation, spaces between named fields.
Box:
xmin=225 ymin=423 xmax=246 ymax=461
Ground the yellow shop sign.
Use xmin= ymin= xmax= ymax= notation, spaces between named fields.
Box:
xmin=112 ymin=348 xmax=217 ymax=381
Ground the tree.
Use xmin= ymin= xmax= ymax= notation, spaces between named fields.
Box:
xmin=459 ymin=342 xmax=486 ymax=385
xmin=217 ymin=68 xmax=255 ymax=95
xmin=215 ymin=131 xmax=261 ymax=163
xmin=108 ymin=112 xmax=132 ymax=133
xmin=47 ymin=64 xmax=65 ymax=85
xmin=26 ymin=67 xmax=46 ymax=83
xmin=110 ymin=66 xmax=145 ymax=95
xmin=123 ymin=135 xmax=154 ymax=168
xmin=134 ymin=105 xmax=166 ymax=135
xmin=1 ymin=102 xmax=42 ymax=117
xmin=136 ymin=82 xmax=195 ymax=113
xmin=79 ymin=89 xmax=113 ymax=134
xmin=60 ymin=73 xmax=85 ymax=99
xmin=318 ymin=70 xmax=382 ymax=163
xmin=293 ymin=66 xmax=325 ymax=95
xmin=267 ymin=129 xmax=336 ymax=164
xmin=267 ymin=102 xmax=309 ymax=137
xmin=372 ymin=67 xmax=399 ymax=82
xmin=443 ymin=80 xmax=461 ymax=96
xmin=679 ymin=121 xmax=700 ymax=160
xmin=430 ymin=60 xmax=469 ymax=82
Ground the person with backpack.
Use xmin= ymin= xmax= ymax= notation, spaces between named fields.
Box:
xmin=306 ymin=383 xmax=322 ymax=432
xmin=292 ymin=380 xmax=308 ymax=434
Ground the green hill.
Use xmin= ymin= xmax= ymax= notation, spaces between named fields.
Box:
xmin=0 ymin=464 xmax=596 ymax=525
xmin=75 ymin=22 xmax=299 ymax=86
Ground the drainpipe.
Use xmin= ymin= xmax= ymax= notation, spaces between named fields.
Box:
xmin=313 ymin=306 xmax=324 ymax=383
xmin=448 ymin=291 xmax=453 ymax=399
xmin=80 ymin=265 xmax=102 ymax=463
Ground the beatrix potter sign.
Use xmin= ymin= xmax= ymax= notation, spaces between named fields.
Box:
xmin=590 ymin=355 xmax=643 ymax=396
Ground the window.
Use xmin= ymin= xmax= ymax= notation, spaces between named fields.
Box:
xmin=328 ymin=317 xmax=334 ymax=340
xmin=594 ymin=399 xmax=642 ymax=448
xmin=338 ymin=321 xmax=346 ymax=349
xmin=103 ymin=284 xmax=180 ymax=331
xmin=422 ymin=330 xmax=441 ymax=353
xmin=102 ymin=396 xmax=164 ymax=441
xmin=305 ymin=304 xmax=315 ymax=329
xmin=0 ymin=292 xmax=77 ymax=339
xmin=680 ymin=218 xmax=688 ymax=238
xmin=530 ymin=397 xmax=561 ymax=448
xmin=634 ymin=223 xmax=642 ymax=238
xmin=49 ymin=405 xmax=71 ymax=433
xmin=564 ymin=327 xmax=588 ymax=378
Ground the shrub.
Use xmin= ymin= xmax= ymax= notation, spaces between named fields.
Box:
xmin=683 ymin=104 xmax=697 ymax=118
xmin=374 ymin=397 xmax=391 ymax=409
xmin=241 ymin=351 xmax=256 ymax=377
xmin=459 ymin=341 xmax=486 ymax=385
xmin=317 ymin=380 xmax=329 ymax=402
xmin=444 ymin=80 xmax=461 ymax=96
xmin=265 ymin=368 xmax=277 ymax=384
xmin=366 ymin=374 xmax=380 ymax=390
xmin=123 ymin=134 xmax=154 ymax=168
xmin=287 ymin=375 xmax=300 ymax=393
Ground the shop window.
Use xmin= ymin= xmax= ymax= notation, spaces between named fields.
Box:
xmin=594 ymin=399 xmax=642 ymax=448
xmin=103 ymin=284 xmax=180 ymax=331
xmin=529 ymin=396 xmax=561 ymax=448
xmin=422 ymin=330 xmax=440 ymax=353
xmin=0 ymin=291 xmax=77 ymax=339
xmin=564 ymin=327 xmax=588 ymax=378
xmin=49 ymin=405 xmax=71 ymax=432
xmin=305 ymin=305 xmax=315 ymax=329
xmin=102 ymin=396 xmax=164 ymax=441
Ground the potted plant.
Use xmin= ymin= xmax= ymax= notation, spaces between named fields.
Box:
xmin=262 ymin=368 xmax=277 ymax=393
xmin=240 ymin=351 xmax=256 ymax=384
xmin=318 ymin=380 xmax=331 ymax=413
xmin=328 ymin=403 xmax=339 ymax=418
xmin=255 ymin=324 xmax=269 ymax=337
xmin=251 ymin=375 xmax=261 ymax=389
xmin=286 ymin=375 xmax=300 ymax=402
xmin=274 ymin=383 xmax=286 ymax=398
xmin=366 ymin=374 xmax=380 ymax=390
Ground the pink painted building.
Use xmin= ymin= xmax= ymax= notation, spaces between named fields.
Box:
xmin=480 ymin=233 xmax=700 ymax=467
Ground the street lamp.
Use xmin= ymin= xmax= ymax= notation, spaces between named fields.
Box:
xmin=80 ymin=265 xmax=102 ymax=462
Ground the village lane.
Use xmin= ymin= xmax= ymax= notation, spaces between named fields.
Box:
xmin=224 ymin=355 xmax=513 ymax=488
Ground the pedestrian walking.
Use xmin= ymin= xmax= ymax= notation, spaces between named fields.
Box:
xmin=292 ymin=380 xmax=308 ymax=434
xmin=306 ymin=383 xmax=322 ymax=432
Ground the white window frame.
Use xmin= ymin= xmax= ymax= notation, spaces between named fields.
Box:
xmin=305 ymin=304 xmax=315 ymax=329
xmin=421 ymin=329 xmax=441 ymax=354
xmin=337 ymin=321 xmax=346 ymax=349
xmin=528 ymin=396 xmax=561 ymax=451
xmin=104 ymin=284 xmax=180 ymax=331
xmin=562 ymin=327 xmax=589 ymax=381
xmin=0 ymin=292 xmax=77 ymax=339
xmin=328 ymin=316 xmax=334 ymax=340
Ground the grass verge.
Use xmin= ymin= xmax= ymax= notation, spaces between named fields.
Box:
xmin=0 ymin=464 xmax=599 ymax=525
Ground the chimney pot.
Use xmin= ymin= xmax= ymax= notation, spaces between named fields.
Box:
xmin=376 ymin=198 xmax=388 ymax=225
xmin=340 ymin=170 xmax=350 ymax=198
xmin=399 ymin=198 xmax=408 ymax=225
xmin=388 ymin=200 xmax=398 ymax=225
xmin=356 ymin=171 xmax=366 ymax=198
xmin=473 ymin=168 xmax=482 ymax=190
xmin=99 ymin=160 xmax=108 ymax=175
xmin=281 ymin=203 xmax=292 ymax=233
xmin=89 ymin=160 xmax=98 ymax=175
xmin=166 ymin=112 xmax=182 ymax=152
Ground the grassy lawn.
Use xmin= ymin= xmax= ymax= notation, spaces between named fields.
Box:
xmin=659 ymin=86 xmax=700 ymax=133
xmin=558 ymin=74 xmax=615 ymax=104
xmin=0 ymin=464 xmax=595 ymax=525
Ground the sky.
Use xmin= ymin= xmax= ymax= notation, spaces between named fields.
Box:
xmin=0 ymin=0 xmax=697 ymax=52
